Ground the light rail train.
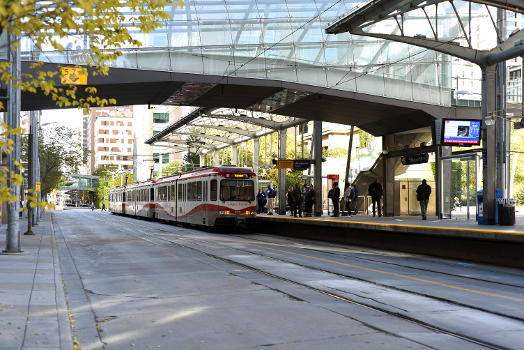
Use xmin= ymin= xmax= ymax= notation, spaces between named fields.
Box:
xmin=108 ymin=166 xmax=257 ymax=227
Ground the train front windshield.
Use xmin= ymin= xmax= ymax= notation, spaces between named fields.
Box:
xmin=220 ymin=180 xmax=255 ymax=201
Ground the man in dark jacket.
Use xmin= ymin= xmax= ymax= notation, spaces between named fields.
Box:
xmin=293 ymin=185 xmax=303 ymax=218
xmin=416 ymin=179 xmax=431 ymax=220
xmin=330 ymin=182 xmax=341 ymax=217
xmin=304 ymin=184 xmax=315 ymax=216
xmin=368 ymin=178 xmax=383 ymax=217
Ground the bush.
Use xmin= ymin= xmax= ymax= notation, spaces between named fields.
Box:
xmin=515 ymin=189 xmax=524 ymax=206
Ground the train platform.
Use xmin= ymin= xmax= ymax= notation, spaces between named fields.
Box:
xmin=256 ymin=213 xmax=523 ymax=267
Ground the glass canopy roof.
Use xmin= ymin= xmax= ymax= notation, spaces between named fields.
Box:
xmin=21 ymin=0 xmax=459 ymax=106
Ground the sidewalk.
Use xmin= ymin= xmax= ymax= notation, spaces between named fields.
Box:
xmin=0 ymin=214 xmax=73 ymax=350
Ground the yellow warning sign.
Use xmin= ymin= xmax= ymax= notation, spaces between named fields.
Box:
xmin=35 ymin=182 xmax=41 ymax=192
xmin=60 ymin=67 xmax=88 ymax=85
xmin=275 ymin=160 xmax=294 ymax=169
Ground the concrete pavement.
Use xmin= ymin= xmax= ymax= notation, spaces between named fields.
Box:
xmin=0 ymin=215 xmax=73 ymax=350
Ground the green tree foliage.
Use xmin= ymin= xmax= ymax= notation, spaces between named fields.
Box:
xmin=39 ymin=126 xmax=85 ymax=199
xmin=359 ymin=130 xmax=372 ymax=149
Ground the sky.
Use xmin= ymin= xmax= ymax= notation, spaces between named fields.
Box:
xmin=40 ymin=109 xmax=83 ymax=133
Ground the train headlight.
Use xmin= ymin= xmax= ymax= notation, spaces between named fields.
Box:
xmin=219 ymin=210 xmax=230 ymax=215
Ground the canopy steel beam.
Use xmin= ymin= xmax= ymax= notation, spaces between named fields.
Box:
xmin=186 ymin=123 xmax=258 ymax=137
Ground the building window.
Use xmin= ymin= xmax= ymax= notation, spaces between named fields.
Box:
xmin=153 ymin=112 xmax=169 ymax=124
xmin=162 ymin=154 xmax=169 ymax=164
xmin=153 ymin=153 xmax=159 ymax=163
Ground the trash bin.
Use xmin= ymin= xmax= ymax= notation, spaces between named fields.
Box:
xmin=477 ymin=189 xmax=503 ymax=225
xmin=497 ymin=198 xmax=516 ymax=226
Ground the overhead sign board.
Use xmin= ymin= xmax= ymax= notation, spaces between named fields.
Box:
xmin=276 ymin=160 xmax=294 ymax=169
xmin=293 ymin=159 xmax=311 ymax=171
xmin=401 ymin=153 xmax=429 ymax=165
xmin=327 ymin=174 xmax=339 ymax=180
xmin=60 ymin=67 xmax=88 ymax=85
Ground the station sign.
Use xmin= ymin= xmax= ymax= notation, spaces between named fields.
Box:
xmin=60 ymin=67 xmax=88 ymax=85
xmin=293 ymin=159 xmax=311 ymax=171
xmin=401 ymin=153 xmax=429 ymax=165
xmin=275 ymin=160 xmax=294 ymax=169
xmin=327 ymin=174 xmax=339 ymax=180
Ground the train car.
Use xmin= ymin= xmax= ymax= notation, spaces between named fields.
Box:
xmin=109 ymin=166 xmax=257 ymax=227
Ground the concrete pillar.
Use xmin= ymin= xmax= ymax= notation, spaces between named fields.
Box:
xmin=252 ymin=137 xmax=260 ymax=175
xmin=231 ymin=145 xmax=238 ymax=165
xmin=212 ymin=151 xmax=219 ymax=166
xmin=382 ymin=135 xmax=395 ymax=217
xmin=278 ymin=130 xmax=287 ymax=215
xmin=313 ymin=121 xmax=323 ymax=216
xmin=4 ymin=33 xmax=21 ymax=253
xmin=481 ymin=65 xmax=497 ymax=224
xmin=437 ymin=146 xmax=452 ymax=218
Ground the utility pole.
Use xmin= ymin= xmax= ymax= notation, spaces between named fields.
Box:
xmin=25 ymin=111 xmax=38 ymax=235
xmin=4 ymin=32 xmax=22 ymax=253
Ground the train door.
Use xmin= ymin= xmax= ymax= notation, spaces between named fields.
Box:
xmin=122 ymin=191 xmax=127 ymax=215
xmin=209 ymin=178 xmax=218 ymax=226
xmin=149 ymin=187 xmax=155 ymax=218
xmin=202 ymin=179 xmax=208 ymax=226
xmin=177 ymin=182 xmax=184 ymax=223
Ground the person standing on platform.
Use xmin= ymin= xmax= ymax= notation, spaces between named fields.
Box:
xmin=368 ymin=178 xmax=383 ymax=217
xmin=416 ymin=179 xmax=431 ymax=220
xmin=256 ymin=188 xmax=267 ymax=214
xmin=287 ymin=185 xmax=296 ymax=217
xmin=266 ymin=184 xmax=275 ymax=215
xmin=304 ymin=184 xmax=315 ymax=216
xmin=293 ymin=185 xmax=303 ymax=218
xmin=351 ymin=184 xmax=359 ymax=215
xmin=329 ymin=182 xmax=340 ymax=217
xmin=343 ymin=182 xmax=352 ymax=216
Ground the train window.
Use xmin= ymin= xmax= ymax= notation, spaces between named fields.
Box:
xmin=187 ymin=181 xmax=202 ymax=201
xmin=210 ymin=180 xmax=217 ymax=201
xmin=177 ymin=184 xmax=183 ymax=202
xmin=220 ymin=180 xmax=255 ymax=201
xmin=203 ymin=182 xmax=207 ymax=201
xmin=170 ymin=185 xmax=176 ymax=201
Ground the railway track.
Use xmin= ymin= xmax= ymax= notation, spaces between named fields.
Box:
xmin=97 ymin=214 xmax=523 ymax=350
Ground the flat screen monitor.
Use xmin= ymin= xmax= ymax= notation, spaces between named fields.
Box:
xmin=442 ymin=119 xmax=481 ymax=146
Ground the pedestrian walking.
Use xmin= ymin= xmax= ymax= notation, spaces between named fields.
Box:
xmin=416 ymin=179 xmax=431 ymax=220
xmin=343 ymin=182 xmax=352 ymax=216
xmin=102 ymin=203 xmax=106 ymax=211
xmin=328 ymin=182 xmax=341 ymax=217
xmin=91 ymin=202 xmax=95 ymax=211
xmin=293 ymin=185 xmax=303 ymax=218
xmin=256 ymin=188 xmax=267 ymax=214
xmin=368 ymin=178 xmax=383 ymax=217
xmin=287 ymin=185 xmax=296 ymax=217
xmin=266 ymin=184 xmax=275 ymax=215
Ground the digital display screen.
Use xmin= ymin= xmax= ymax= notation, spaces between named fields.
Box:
xmin=442 ymin=119 xmax=481 ymax=146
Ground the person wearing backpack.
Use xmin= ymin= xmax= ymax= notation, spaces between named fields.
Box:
xmin=416 ymin=179 xmax=431 ymax=220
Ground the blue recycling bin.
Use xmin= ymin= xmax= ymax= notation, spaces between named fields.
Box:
xmin=476 ymin=189 xmax=503 ymax=225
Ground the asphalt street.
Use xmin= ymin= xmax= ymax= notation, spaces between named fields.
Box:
xmin=52 ymin=209 xmax=524 ymax=350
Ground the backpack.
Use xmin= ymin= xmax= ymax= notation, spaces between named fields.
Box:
xmin=328 ymin=189 xmax=334 ymax=199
